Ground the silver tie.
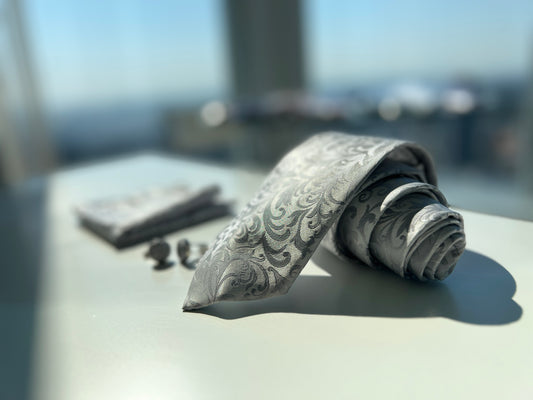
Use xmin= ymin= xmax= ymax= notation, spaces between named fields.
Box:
xmin=183 ymin=132 xmax=466 ymax=310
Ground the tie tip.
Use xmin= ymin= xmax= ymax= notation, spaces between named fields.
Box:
xmin=182 ymin=295 xmax=212 ymax=311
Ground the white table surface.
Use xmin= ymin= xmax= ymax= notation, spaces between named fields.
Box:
xmin=2 ymin=153 xmax=532 ymax=400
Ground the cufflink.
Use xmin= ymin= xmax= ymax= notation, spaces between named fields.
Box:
xmin=145 ymin=238 xmax=171 ymax=266
xmin=177 ymin=239 xmax=208 ymax=269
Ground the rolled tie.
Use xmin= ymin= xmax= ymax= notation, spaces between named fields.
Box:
xmin=183 ymin=132 xmax=466 ymax=310
xmin=335 ymin=160 xmax=465 ymax=281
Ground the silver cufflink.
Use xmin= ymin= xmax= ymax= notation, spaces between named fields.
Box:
xmin=145 ymin=238 xmax=171 ymax=267
xmin=177 ymin=239 xmax=208 ymax=269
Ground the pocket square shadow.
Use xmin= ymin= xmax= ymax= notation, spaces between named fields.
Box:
xmin=199 ymin=248 xmax=522 ymax=325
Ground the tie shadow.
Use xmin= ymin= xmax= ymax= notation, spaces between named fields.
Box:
xmin=200 ymin=248 xmax=522 ymax=325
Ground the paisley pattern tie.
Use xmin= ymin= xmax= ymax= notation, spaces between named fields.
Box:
xmin=183 ymin=132 xmax=466 ymax=310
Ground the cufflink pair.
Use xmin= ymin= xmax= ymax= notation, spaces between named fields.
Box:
xmin=145 ymin=238 xmax=207 ymax=268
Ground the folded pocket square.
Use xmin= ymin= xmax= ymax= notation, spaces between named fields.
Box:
xmin=183 ymin=132 xmax=466 ymax=310
xmin=76 ymin=184 xmax=231 ymax=248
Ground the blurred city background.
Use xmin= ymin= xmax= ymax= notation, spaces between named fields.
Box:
xmin=1 ymin=0 xmax=533 ymax=219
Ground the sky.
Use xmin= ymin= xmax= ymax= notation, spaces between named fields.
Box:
xmin=26 ymin=0 xmax=227 ymax=110
xmin=24 ymin=0 xmax=533 ymax=111
xmin=306 ymin=0 xmax=533 ymax=89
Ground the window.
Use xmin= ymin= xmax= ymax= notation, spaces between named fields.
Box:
xmin=305 ymin=0 xmax=533 ymax=220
